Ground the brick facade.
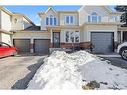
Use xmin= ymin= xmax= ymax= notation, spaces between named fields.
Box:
xmin=50 ymin=42 xmax=92 ymax=49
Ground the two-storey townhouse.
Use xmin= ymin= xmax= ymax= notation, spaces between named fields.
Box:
xmin=0 ymin=7 xmax=35 ymax=47
xmin=37 ymin=6 xmax=123 ymax=54
xmin=38 ymin=7 xmax=80 ymax=53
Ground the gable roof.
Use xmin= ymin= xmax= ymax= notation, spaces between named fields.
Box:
xmin=0 ymin=7 xmax=35 ymax=26
xmin=45 ymin=6 xmax=57 ymax=14
xmin=12 ymin=13 xmax=35 ymax=26
xmin=78 ymin=6 xmax=123 ymax=14
xmin=0 ymin=7 xmax=13 ymax=15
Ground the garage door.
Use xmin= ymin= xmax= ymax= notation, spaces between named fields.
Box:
xmin=91 ymin=32 xmax=114 ymax=53
xmin=34 ymin=39 xmax=50 ymax=54
xmin=13 ymin=39 xmax=30 ymax=53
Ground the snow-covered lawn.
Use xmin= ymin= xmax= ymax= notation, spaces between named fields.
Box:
xmin=27 ymin=51 xmax=127 ymax=90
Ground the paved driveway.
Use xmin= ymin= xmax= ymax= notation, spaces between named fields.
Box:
xmin=103 ymin=57 xmax=127 ymax=70
xmin=0 ymin=55 xmax=46 ymax=89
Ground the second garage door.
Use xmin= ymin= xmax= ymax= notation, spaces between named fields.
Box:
xmin=91 ymin=32 xmax=114 ymax=53
xmin=34 ymin=39 xmax=50 ymax=54
xmin=13 ymin=39 xmax=30 ymax=53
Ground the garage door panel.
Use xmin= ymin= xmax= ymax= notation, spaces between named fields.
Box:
xmin=14 ymin=39 xmax=30 ymax=53
xmin=91 ymin=32 xmax=113 ymax=53
xmin=34 ymin=39 xmax=50 ymax=54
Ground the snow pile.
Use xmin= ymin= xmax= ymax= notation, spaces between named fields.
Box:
xmin=27 ymin=51 xmax=127 ymax=90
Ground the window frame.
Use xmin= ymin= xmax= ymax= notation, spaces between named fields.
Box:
xmin=88 ymin=12 xmax=101 ymax=23
xmin=46 ymin=17 xmax=49 ymax=25
xmin=45 ymin=15 xmax=57 ymax=26
xmin=65 ymin=31 xmax=80 ymax=43
xmin=65 ymin=15 xmax=74 ymax=24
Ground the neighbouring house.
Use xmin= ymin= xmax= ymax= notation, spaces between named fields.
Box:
xmin=0 ymin=6 xmax=125 ymax=54
xmin=0 ymin=7 xmax=35 ymax=46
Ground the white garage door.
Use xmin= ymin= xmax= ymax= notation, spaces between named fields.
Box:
xmin=34 ymin=39 xmax=50 ymax=54
xmin=91 ymin=32 xmax=114 ymax=53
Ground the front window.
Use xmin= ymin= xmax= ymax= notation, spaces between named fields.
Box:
xmin=65 ymin=31 xmax=80 ymax=43
xmin=46 ymin=17 xmax=49 ymax=25
xmin=75 ymin=31 xmax=80 ymax=42
xmin=50 ymin=17 xmax=53 ymax=25
xmin=66 ymin=16 xmax=74 ymax=24
xmin=66 ymin=31 xmax=69 ymax=42
xmin=54 ymin=18 xmax=57 ymax=25
xmin=91 ymin=12 xmax=98 ymax=22
xmin=70 ymin=16 xmax=73 ymax=23
xmin=46 ymin=15 xmax=57 ymax=25
xmin=88 ymin=12 xmax=101 ymax=23
xmin=66 ymin=16 xmax=69 ymax=23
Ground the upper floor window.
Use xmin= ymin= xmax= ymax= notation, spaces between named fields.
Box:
xmin=46 ymin=17 xmax=49 ymax=25
xmin=91 ymin=12 xmax=98 ymax=22
xmin=109 ymin=16 xmax=118 ymax=22
xmin=88 ymin=12 xmax=101 ymax=23
xmin=65 ymin=16 xmax=74 ymax=24
xmin=46 ymin=15 xmax=57 ymax=25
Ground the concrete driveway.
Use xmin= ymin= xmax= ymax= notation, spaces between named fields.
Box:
xmin=0 ymin=55 xmax=46 ymax=89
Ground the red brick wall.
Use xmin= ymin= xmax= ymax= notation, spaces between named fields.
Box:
xmin=80 ymin=42 xmax=92 ymax=49
xmin=50 ymin=42 xmax=91 ymax=49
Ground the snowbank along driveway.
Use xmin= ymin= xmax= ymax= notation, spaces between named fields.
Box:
xmin=27 ymin=51 xmax=127 ymax=90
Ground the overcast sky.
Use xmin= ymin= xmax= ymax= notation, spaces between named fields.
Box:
xmin=4 ymin=6 xmax=115 ymax=25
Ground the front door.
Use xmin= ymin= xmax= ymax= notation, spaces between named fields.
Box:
xmin=53 ymin=32 xmax=60 ymax=48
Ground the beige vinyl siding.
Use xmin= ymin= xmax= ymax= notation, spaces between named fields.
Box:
xmin=11 ymin=15 xmax=24 ymax=30
xmin=59 ymin=13 xmax=78 ymax=26
xmin=13 ymin=31 xmax=50 ymax=39
xmin=80 ymin=26 xmax=87 ymax=42
xmin=1 ymin=33 xmax=12 ymax=45
xmin=1 ymin=11 xmax=12 ymax=31
xmin=85 ymin=25 xmax=117 ymax=42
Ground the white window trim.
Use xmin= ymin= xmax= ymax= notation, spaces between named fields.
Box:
xmin=65 ymin=15 xmax=74 ymax=25
xmin=46 ymin=15 xmax=57 ymax=26
xmin=65 ymin=31 xmax=80 ymax=43
xmin=88 ymin=15 xmax=101 ymax=23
